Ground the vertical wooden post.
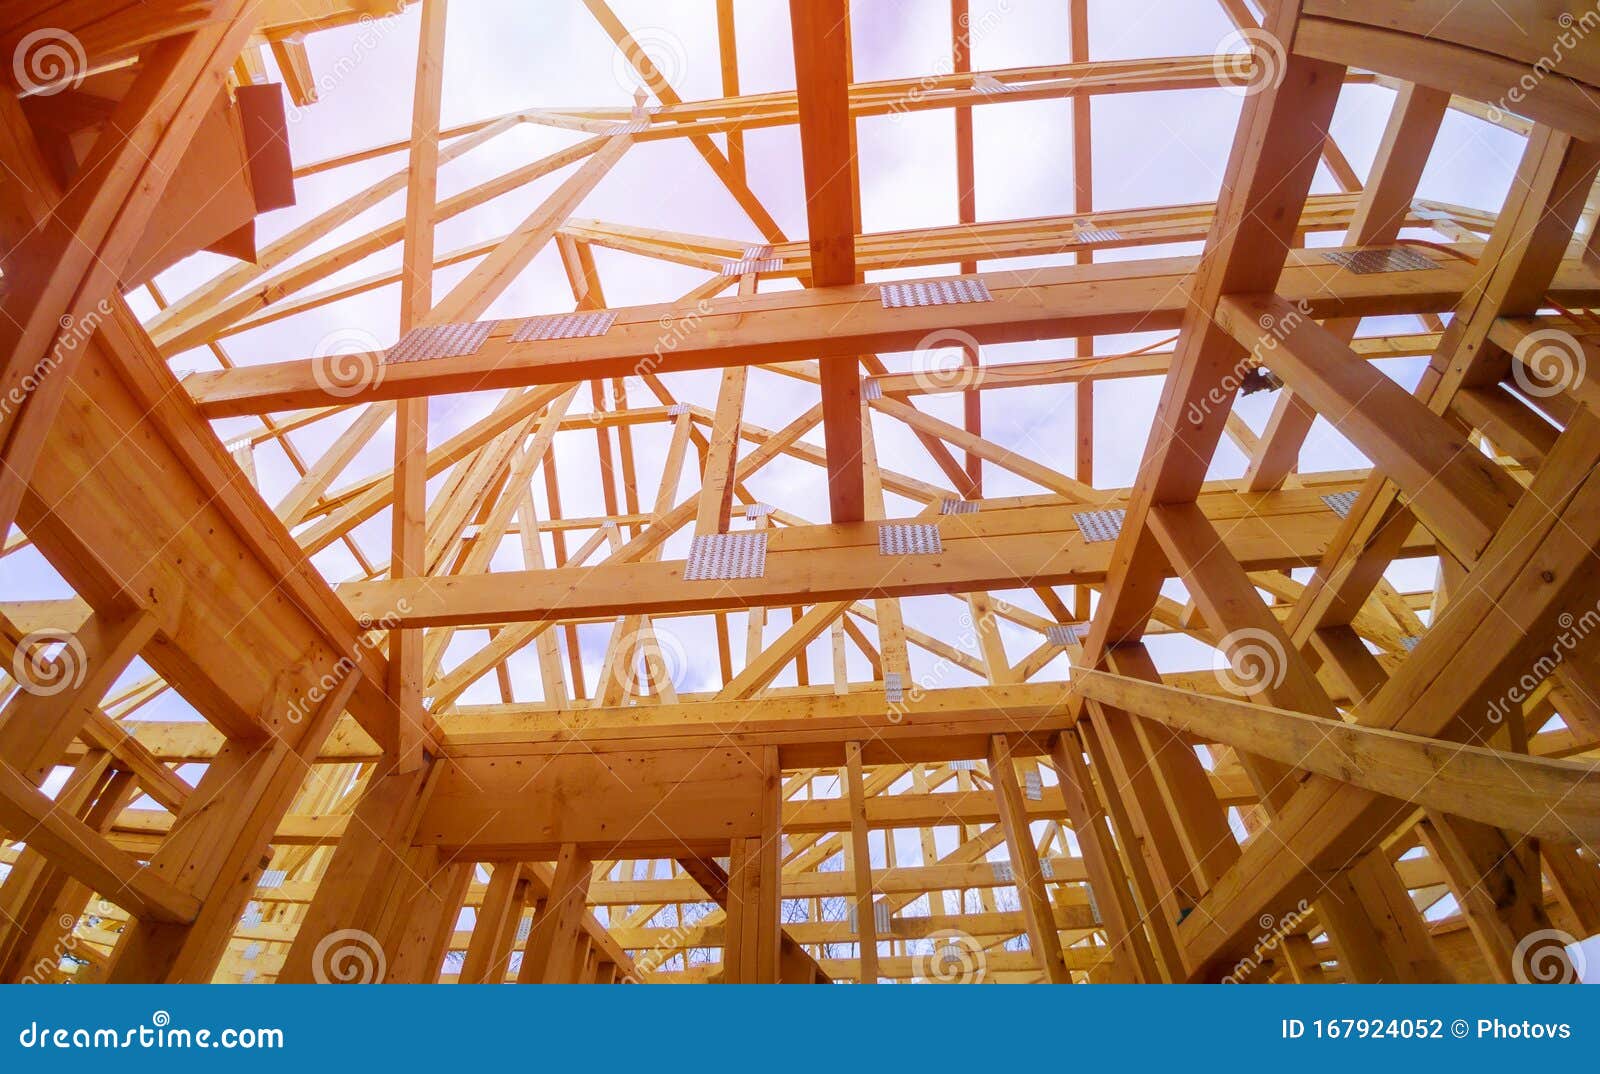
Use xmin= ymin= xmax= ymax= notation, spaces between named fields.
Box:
xmin=1418 ymin=815 xmax=1551 ymax=984
xmin=386 ymin=0 xmax=450 ymax=772
xmin=522 ymin=844 xmax=593 ymax=984
xmin=724 ymin=745 xmax=781 ymax=983
xmin=988 ymin=735 xmax=1072 ymax=983
xmin=1049 ymin=731 xmax=1158 ymax=983
xmin=276 ymin=747 xmax=437 ymax=984
xmin=843 ymin=741 xmax=879 ymax=983
xmin=107 ymin=719 xmax=343 ymax=983
xmin=461 ymin=864 xmax=529 ymax=983
xmin=1544 ymin=844 xmax=1600 ymax=937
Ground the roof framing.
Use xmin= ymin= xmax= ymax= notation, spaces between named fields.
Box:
xmin=1 ymin=0 xmax=1598 ymax=985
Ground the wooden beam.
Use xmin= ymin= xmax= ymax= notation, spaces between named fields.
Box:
xmin=988 ymin=735 xmax=1072 ymax=983
xmin=0 ymin=5 xmax=262 ymax=535
xmin=0 ymin=755 xmax=196 ymax=926
xmin=341 ymin=484 xmax=1437 ymax=627
xmin=790 ymin=0 xmax=865 ymax=523
xmin=844 ymin=741 xmax=879 ymax=983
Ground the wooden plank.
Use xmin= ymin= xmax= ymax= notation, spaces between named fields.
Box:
xmin=386 ymin=0 xmax=449 ymax=771
xmin=1216 ymin=292 xmax=1523 ymax=566
xmin=185 ymin=248 xmax=1595 ymax=415
xmin=1244 ymin=82 xmax=1449 ymax=489
xmin=844 ymin=741 xmax=879 ymax=983
xmin=790 ymin=0 xmax=864 ymax=523
xmin=341 ymin=486 xmax=1437 ymax=627
xmin=522 ymin=843 xmax=593 ymax=984
xmin=0 ymin=755 xmax=195 ymax=925
xmin=1072 ymin=670 xmax=1600 ymax=846
xmin=988 ymin=735 xmax=1072 ymax=983
xmin=0 ymin=5 xmax=261 ymax=534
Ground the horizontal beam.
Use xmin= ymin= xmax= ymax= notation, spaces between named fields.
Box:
xmin=111 ymin=789 xmax=1074 ymax=854
xmin=564 ymin=193 xmax=1488 ymax=278
xmin=1293 ymin=10 xmax=1600 ymax=142
xmin=339 ymin=481 xmax=1437 ymax=627
xmin=185 ymin=248 xmax=1600 ymax=416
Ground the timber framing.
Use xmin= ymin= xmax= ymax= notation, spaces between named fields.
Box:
xmin=1 ymin=0 xmax=1598 ymax=986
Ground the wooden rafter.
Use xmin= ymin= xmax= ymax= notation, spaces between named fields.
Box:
xmin=2 ymin=0 xmax=1599 ymax=987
